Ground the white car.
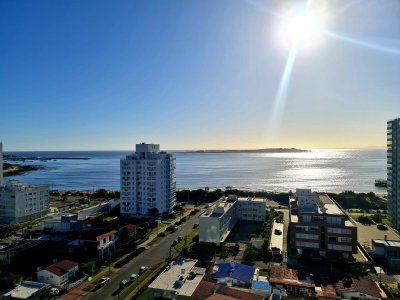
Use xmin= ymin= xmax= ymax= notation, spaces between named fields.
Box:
xmin=138 ymin=266 xmax=148 ymax=275
xmin=97 ymin=277 xmax=110 ymax=286
xmin=130 ymin=274 xmax=139 ymax=282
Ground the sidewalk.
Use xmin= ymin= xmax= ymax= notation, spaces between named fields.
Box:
xmin=60 ymin=267 xmax=111 ymax=300
xmin=60 ymin=209 xmax=194 ymax=300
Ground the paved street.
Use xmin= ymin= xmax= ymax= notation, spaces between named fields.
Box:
xmin=84 ymin=211 xmax=201 ymax=300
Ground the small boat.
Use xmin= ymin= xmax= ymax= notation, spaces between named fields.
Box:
xmin=375 ymin=179 xmax=387 ymax=188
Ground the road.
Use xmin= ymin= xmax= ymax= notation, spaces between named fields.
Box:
xmin=84 ymin=211 xmax=201 ymax=300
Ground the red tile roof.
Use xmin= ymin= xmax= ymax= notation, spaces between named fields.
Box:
xmin=44 ymin=259 xmax=77 ymax=277
xmin=193 ymin=280 xmax=215 ymax=300
xmin=335 ymin=278 xmax=386 ymax=299
xmin=317 ymin=284 xmax=341 ymax=299
xmin=192 ymin=280 xmax=263 ymax=300
xmin=269 ymin=266 xmax=315 ymax=288
xmin=96 ymin=230 xmax=117 ymax=242
xmin=218 ymin=285 xmax=263 ymax=300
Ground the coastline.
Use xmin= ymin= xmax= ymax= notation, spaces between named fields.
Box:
xmin=3 ymin=163 xmax=43 ymax=177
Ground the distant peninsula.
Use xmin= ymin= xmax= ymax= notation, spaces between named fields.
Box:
xmin=3 ymin=163 xmax=43 ymax=177
xmin=183 ymin=148 xmax=310 ymax=153
xmin=4 ymin=155 xmax=90 ymax=161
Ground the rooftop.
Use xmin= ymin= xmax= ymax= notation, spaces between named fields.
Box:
xmin=149 ymin=259 xmax=205 ymax=297
xmin=212 ymin=263 xmax=255 ymax=282
xmin=4 ymin=281 xmax=49 ymax=299
xmin=335 ymin=278 xmax=386 ymax=299
xmin=373 ymin=239 xmax=400 ymax=248
xmin=96 ymin=230 xmax=118 ymax=242
xmin=43 ymin=259 xmax=78 ymax=276
xmin=192 ymin=280 xmax=264 ymax=300
xmin=269 ymin=266 xmax=315 ymax=288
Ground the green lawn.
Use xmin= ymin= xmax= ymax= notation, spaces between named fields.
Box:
xmin=175 ymin=228 xmax=199 ymax=251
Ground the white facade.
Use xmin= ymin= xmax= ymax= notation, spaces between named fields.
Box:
xmin=0 ymin=142 xmax=3 ymax=187
xmin=37 ymin=261 xmax=78 ymax=287
xmin=0 ymin=180 xmax=49 ymax=224
xmin=120 ymin=143 xmax=176 ymax=217
xmin=199 ymin=195 xmax=266 ymax=245
xmin=388 ymin=118 xmax=400 ymax=230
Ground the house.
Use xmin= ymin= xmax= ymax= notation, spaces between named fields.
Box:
xmin=37 ymin=259 xmax=78 ymax=287
xmin=192 ymin=280 xmax=263 ymax=300
xmin=96 ymin=230 xmax=117 ymax=258
xmin=315 ymin=284 xmax=341 ymax=300
xmin=334 ymin=278 xmax=387 ymax=299
xmin=269 ymin=266 xmax=315 ymax=298
xmin=212 ymin=263 xmax=255 ymax=287
xmin=368 ymin=239 xmax=400 ymax=273
xmin=148 ymin=259 xmax=206 ymax=300
xmin=2 ymin=281 xmax=50 ymax=300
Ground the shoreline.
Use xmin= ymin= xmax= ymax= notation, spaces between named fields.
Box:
xmin=3 ymin=163 xmax=44 ymax=177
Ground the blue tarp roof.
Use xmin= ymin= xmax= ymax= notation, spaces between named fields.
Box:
xmin=252 ymin=280 xmax=271 ymax=291
xmin=212 ymin=263 xmax=255 ymax=282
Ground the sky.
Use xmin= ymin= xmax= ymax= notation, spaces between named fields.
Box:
xmin=1 ymin=0 xmax=400 ymax=151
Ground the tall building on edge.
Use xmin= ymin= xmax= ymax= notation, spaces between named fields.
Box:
xmin=0 ymin=142 xmax=3 ymax=186
xmin=388 ymin=118 xmax=400 ymax=229
xmin=120 ymin=143 xmax=176 ymax=217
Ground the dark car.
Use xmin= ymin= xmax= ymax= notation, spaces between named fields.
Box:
xmin=274 ymin=229 xmax=282 ymax=235
xmin=193 ymin=223 xmax=199 ymax=229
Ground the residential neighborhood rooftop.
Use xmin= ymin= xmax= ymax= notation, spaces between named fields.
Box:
xmin=44 ymin=259 xmax=78 ymax=276
xmin=148 ymin=259 xmax=205 ymax=297
xmin=3 ymin=281 xmax=49 ymax=299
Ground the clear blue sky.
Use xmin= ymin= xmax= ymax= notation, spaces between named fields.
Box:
xmin=1 ymin=0 xmax=400 ymax=150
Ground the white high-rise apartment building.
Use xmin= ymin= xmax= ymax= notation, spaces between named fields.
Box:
xmin=0 ymin=142 xmax=3 ymax=187
xmin=388 ymin=118 xmax=400 ymax=230
xmin=0 ymin=180 xmax=50 ymax=224
xmin=120 ymin=143 xmax=176 ymax=217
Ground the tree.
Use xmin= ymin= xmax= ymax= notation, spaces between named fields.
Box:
xmin=148 ymin=207 xmax=159 ymax=217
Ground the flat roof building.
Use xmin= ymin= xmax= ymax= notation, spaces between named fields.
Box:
xmin=289 ymin=189 xmax=357 ymax=257
xmin=2 ymin=281 xmax=49 ymax=300
xmin=148 ymin=259 xmax=205 ymax=300
xmin=199 ymin=195 xmax=267 ymax=245
xmin=0 ymin=180 xmax=49 ymax=225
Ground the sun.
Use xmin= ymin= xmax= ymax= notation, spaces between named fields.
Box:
xmin=278 ymin=10 xmax=324 ymax=50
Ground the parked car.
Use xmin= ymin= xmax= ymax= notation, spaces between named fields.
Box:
xmin=172 ymin=240 xmax=178 ymax=246
xmin=274 ymin=229 xmax=282 ymax=235
xmin=120 ymin=280 xmax=129 ymax=289
xmin=377 ymin=224 xmax=388 ymax=230
xmin=97 ymin=277 xmax=110 ymax=286
xmin=49 ymin=288 xmax=59 ymax=296
xmin=167 ymin=225 xmax=178 ymax=232
xmin=177 ymin=236 xmax=184 ymax=241
xmin=139 ymin=266 xmax=148 ymax=275
xmin=130 ymin=274 xmax=139 ymax=282
xmin=193 ymin=223 xmax=199 ymax=229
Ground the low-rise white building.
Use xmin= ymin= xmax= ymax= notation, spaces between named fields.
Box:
xmin=96 ymin=230 xmax=117 ymax=258
xmin=42 ymin=214 xmax=81 ymax=232
xmin=0 ymin=180 xmax=49 ymax=225
xmin=2 ymin=281 xmax=50 ymax=300
xmin=37 ymin=259 xmax=78 ymax=287
xmin=148 ymin=259 xmax=205 ymax=300
xmin=199 ymin=195 xmax=266 ymax=245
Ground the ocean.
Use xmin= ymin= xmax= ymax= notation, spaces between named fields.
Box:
xmin=3 ymin=149 xmax=387 ymax=193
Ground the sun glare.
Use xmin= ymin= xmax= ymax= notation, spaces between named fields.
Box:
xmin=278 ymin=10 xmax=324 ymax=50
